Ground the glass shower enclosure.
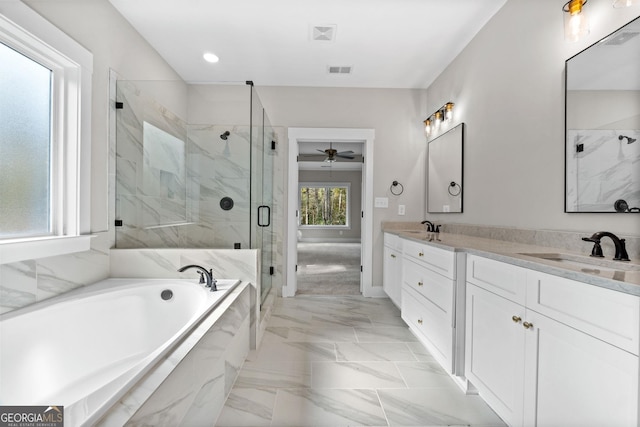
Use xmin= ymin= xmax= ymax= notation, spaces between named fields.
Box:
xmin=114 ymin=80 xmax=274 ymax=304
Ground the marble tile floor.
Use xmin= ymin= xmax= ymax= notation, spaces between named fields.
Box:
xmin=215 ymin=296 xmax=506 ymax=427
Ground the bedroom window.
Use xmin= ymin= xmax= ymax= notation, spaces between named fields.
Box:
xmin=299 ymin=183 xmax=350 ymax=228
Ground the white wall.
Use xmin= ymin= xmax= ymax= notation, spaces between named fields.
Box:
xmin=257 ymin=86 xmax=427 ymax=287
xmin=424 ymin=0 xmax=640 ymax=237
xmin=567 ymin=90 xmax=640 ymax=129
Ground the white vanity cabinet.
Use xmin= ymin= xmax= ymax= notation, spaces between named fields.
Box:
xmin=465 ymin=255 xmax=640 ymax=427
xmin=401 ymin=238 xmax=460 ymax=374
xmin=383 ymin=233 xmax=402 ymax=308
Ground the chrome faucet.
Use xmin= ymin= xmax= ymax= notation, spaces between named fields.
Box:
xmin=177 ymin=264 xmax=218 ymax=291
xmin=581 ymin=231 xmax=630 ymax=261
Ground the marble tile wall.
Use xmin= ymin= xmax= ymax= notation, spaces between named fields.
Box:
xmin=113 ymin=80 xmax=286 ymax=299
xmin=110 ymin=248 xmax=261 ymax=348
xmin=0 ymin=233 xmax=111 ymax=314
xmin=566 ymin=129 xmax=640 ymax=212
xmin=115 ymin=81 xmax=254 ymax=250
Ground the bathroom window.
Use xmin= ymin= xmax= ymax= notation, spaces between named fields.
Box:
xmin=0 ymin=1 xmax=93 ymax=263
xmin=0 ymin=42 xmax=53 ymax=239
xmin=299 ymin=183 xmax=350 ymax=228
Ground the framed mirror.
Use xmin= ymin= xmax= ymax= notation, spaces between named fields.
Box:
xmin=565 ymin=17 xmax=640 ymax=213
xmin=427 ymin=122 xmax=464 ymax=213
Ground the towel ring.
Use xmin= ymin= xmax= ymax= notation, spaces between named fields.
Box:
xmin=390 ymin=181 xmax=404 ymax=196
xmin=448 ymin=181 xmax=461 ymax=197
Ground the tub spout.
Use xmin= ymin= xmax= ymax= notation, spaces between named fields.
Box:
xmin=177 ymin=264 xmax=218 ymax=291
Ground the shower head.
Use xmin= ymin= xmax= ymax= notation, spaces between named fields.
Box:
xmin=618 ymin=135 xmax=637 ymax=144
xmin=220 ymin=131 xmax=230 ymax=141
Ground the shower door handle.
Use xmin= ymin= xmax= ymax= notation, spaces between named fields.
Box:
xmin=258 ymin=205 xmax=271 ymax=227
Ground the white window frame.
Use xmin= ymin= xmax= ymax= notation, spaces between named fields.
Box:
xmin=298 ymin=181 xmax=351 ymax=229
xmin=0 ymin=1 xmax=93 ymax=264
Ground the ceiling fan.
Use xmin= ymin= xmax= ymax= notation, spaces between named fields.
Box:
xmin=317 ymin=142 xmax=355 ymax=163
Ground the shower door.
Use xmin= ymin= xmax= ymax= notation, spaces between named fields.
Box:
xmin=251 ymin=87 xmax=274 ymax=305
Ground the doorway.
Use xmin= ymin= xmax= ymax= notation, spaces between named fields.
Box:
xmin=296 ymin=157 xmax=363 ymax=295
xmin=285 ymin=128 xmax=381 ymax=298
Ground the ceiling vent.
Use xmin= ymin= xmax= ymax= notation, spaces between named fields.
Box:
xmin=603 ymin=31 xmax=639 ymax=45
xmin=312 ymin=25 xmax=336 ymax=41
xmin=328 ymin=66 xmax=352 ymax=75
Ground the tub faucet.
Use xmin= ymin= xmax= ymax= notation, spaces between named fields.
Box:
xmin=178 ymin=264 xmax=218 ymax=291
xmin=421 ymin=220 xmax=435 ymax=232
xmin=581 ymin=231 xmax=630 ymax=262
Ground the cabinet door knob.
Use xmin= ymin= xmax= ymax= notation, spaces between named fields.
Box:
xmin=417 ymin=281 xmax=424 ymax=287
xmin=523 ymin=321 xmax=534 ymax=329
xmin=418 ymin=252 xmax=424 ymax=257
xmin=512 ymin=315 xmax=522 ymax=323
xmin=417 ymin=318 xmax=423 ymax=325
xmin=390 ymin=254 xmax=396 ymax=258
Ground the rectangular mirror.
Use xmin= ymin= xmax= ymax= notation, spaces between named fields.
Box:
xmin=565 ymin=17 xmax=640 ymax=213
xmin=427 ymin=122 xmax=464 ymax=213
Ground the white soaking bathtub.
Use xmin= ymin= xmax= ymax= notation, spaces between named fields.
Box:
xmin=0 ymin=277 xmax=241 ymax=426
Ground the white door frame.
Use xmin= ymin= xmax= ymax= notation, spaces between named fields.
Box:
xmin=284 ymin=127 xmax=381 ymax=298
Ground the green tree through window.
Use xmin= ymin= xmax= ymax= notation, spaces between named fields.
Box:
xmin=299 ymin=185 xmax=349 ymax=226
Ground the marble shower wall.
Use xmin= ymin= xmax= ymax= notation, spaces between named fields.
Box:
xmin=115 ymin=81 xmax=252 ymax=249
xmin=566 ymin=129 xmax=640 ymax=212
xmin=110 ymin=248 xmax=262 ymax=348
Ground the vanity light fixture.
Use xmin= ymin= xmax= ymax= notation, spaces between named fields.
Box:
xmin=423 ymin=102 xmax=455 ymax=138
xmin=563 ymin=0 xmax=589 ymax=42
xmin=612 ymin=0 xmax=639 ymax=7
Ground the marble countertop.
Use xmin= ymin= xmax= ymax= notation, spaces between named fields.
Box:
xmin=383 ymin=228 xmax=640 ymax=297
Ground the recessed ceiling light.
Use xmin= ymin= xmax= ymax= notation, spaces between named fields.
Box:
xmin=203 ymin=52 xmax=219 ymax=63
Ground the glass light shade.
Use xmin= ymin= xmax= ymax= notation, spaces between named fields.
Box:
xmin=612 ymin=0 xmax=639 ymax=7
xmin=424 ymin=119 xmax=431 ymax=136
xmin=445 ymin=103 xmax=454 ymax=122
xmin=434 ymin=111 xmax=442 ymax=130
xmin=564 ymin=0 xmax=589 ymax=42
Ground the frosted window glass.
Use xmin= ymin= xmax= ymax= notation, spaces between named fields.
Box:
xmin=0 ymin=42 xmax=52 ymax=238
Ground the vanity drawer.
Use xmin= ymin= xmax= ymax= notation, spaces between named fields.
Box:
xmin=466 ymin=255 xmax=527 ymax=305
xmin=526 ymin=270 xmax=640 ymax=355
xmin=402 ymin=285 xmax=453 ymax=370
xmin=402 ymin=239 xmax=455 ymax=279
xmin=384 ymin=232 xmax=403 ymax=251
xmin=403 ymin=258 xmax=454 ymax=319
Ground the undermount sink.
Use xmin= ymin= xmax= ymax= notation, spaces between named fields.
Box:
xmin=518 ymin=252 xmax=640 ymax=272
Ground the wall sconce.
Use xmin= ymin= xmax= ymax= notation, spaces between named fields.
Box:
xmin=612 ymin=0 xmax=638 ymax=7
xmin=423 ymin=102 xmax=454 ymax=138
xmin=563 ymin=0 xmax=589 ymax=42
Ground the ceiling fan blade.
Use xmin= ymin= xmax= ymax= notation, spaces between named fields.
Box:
xmin=316 ymin=149 xmax=327 ymax=153
xmin=337 ymin=150 xmax=354 ymax=155
xmin=336 ymin=154 xmax=354 ymax=159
